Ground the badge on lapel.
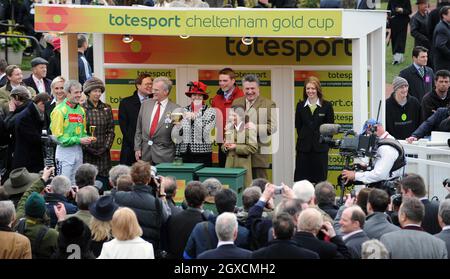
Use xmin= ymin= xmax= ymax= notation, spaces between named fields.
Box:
xmin=164 ymin=112 xmax=172 ymax=128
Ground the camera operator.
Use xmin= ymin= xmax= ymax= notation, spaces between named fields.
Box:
xmin=341 ymin=119 xmax=406 ymax=191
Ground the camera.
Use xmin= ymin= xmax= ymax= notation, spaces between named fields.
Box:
xmin=41 ymin=129 xmax=56 ymax=168
xmin=274 ymin=185 xmax=283 ymax=195
xmin=444 ymin=178 xmax=450 ymax=187
xmin=391 ymin=193 xmax=402 ymax=207
xmin=150 ymin=166 xmax=161 ymax=183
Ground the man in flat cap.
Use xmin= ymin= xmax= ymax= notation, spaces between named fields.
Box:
xmin=23 ymin=57 xmax=52 ymax=95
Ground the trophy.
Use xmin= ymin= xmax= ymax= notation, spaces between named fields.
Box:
xmin=171 ymin=112 xmax=184 ymax=125
xmin=89 ymin=125 xmax=97 ymax=142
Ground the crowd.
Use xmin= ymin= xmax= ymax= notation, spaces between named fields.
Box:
xmin=0 ymin=0 xmax=450 ymax=259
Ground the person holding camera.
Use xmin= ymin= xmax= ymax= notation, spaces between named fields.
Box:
xmin=294 ymin=76 xmax=334 ymax=183
xmin=341 ymin=120 xmax=406 ymax=188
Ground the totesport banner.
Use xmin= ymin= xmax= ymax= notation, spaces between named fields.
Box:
xmin=35 ymin=5 xmax=342 ymax=37
xmin=104 ymin=35 xmax=352 ymax=65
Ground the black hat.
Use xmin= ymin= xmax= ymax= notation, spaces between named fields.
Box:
xmin=415 ymin=0 xmax=427 ymax=4
xmin=89 ymin=195 xmax=119 ymax=221
xmin=30 ymin=57 xmax=49 ymax=68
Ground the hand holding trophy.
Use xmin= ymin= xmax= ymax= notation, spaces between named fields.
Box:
xmin=171 ymin=112 xmax=184 ymax=125
xmin=89 ymin=125 xmax=97 ymax=142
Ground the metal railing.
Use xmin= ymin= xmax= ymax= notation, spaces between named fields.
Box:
xmin=0 ymin=21 xmax=43 ymax=63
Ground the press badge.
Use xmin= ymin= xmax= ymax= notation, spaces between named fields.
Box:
xmin=148 ymin=140 xmax=153 ymax=146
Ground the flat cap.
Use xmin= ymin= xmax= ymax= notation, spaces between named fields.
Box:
xmin=30 ymin=57 xmax=48 ymax=68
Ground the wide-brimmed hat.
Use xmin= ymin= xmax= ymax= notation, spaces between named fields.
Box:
xmin=185 ymin=81 xmax=208 ymax=100
xmin=89 ymin=195 xmax=119 ymax=222
xmin=3 ymin=168 xmax=40 ymax=195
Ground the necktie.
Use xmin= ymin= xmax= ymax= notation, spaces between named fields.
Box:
xmin=418 ymin=67 xmax=425 ymax=78
xmin=149 ymin=102 xmax=161 ymax=137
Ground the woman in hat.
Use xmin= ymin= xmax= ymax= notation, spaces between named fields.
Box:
xmin=89 ymin=195 xmax=119 ymax=257
xmin=82 ymin=77 xmax=115 ymax=191
xmin=173 ymin=81 xmax=216 ymax=166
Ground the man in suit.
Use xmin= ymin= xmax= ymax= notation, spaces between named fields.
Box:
xmin=118 ymin=73 xmax=153 ymax=166
xmin=232 ymin=74 xmax=277 ymax=179
xmin=339 ymin=205 xmax=369 ymax=258
xmin=0 ymin=59 xmax=8 ymax=87
xmin=435 ymin=199 xmax=450 ymax=258
xmin=251 ymin=213 xmax=319 ymax=259
xmin=134 ymin=76 xmax=179 ymax=165
xmin=399 ymin=46 xmax=434 ymax=103
xmin=364 ymin=189 xmax=400 ymax=239
xmin=23 ymin=57 xmax=52 ymax=95
xmin=400 ymin=174 xmax=441 ymax=234
xmin=294 ymin=208 xmax=352 ymax=259
xmin=77 ymin=34 xmax=92 ymax=85
xmin=432 ymin=6 xmax=450 ymax=71
xmin=380 ymin=197 xmax=447 ymax=258
xmin=197 ymin=212 xmax=251 ymax=259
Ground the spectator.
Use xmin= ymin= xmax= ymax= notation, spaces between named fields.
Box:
xmin=236 ymin=186 xmax=262 ymax=224
xmin=400 ymin=174 xmax=441 ymax=234
xmin=293 ymin=179 xmax=315 ymax=205
xmin=1 ymin=168 xmax=39 ymax=208
xmin=380 ymin=197 xmax=447 ymax=258
xmin=364 ymin=188 xmax=400 ymax=239
xmin=0 ymin=200 xmax=31 ymax=259
xmin=197 ymin=212 xmax=251 ymax=259
xmin=166 ymin=181 xmax=208 ymax=258
xmin=40 ymin=33 xmax=56 ymax=62
xmin=356 ymin=187 xmax=372 ymax=215
xmin=173 ymin=81 xmax=216 ymax=167
xmin=160 ymin=176 xmax=181 ymax=215
xmin=399 ymin=46 xmax=434 ymax=104
xmin=15 ymin=192 xmax=58 ymax=258
xmin=435 ymin=199 xmax=450 ymax=258
xmin=107 ymin=164 xmax=130 ymax=194
xmin=361 ymin=239 xmax=390 ymax=259
xmin=431 ymin=6 xmax=450 ymax=71
xmin=116 ymin=175 xmax=133 ymax=192
xmin=23 ymin=57 xmax=52 ymax=94
xmin=410 ymin=0 xmax=432 ymax=51
xmin=45 ymin=175 xmax=78 ymax=227
xmin=112 ymin=160 xmax=169 ymax=251
xmin=13 ymin=93 xmax=51 ymax=173
xmin=251 ymin=213 xmax=319 ymax=259
xmin=89 ymin=195 xmax=119 ymax=257
xmin=77 ymin=34 xmax=92 ymax=85
xmin=65 ymin=186 xmax=99 ymax=226
xmin=202 ymin=177 xmax=222 ymax=215
xmin=82 ymin=77 xmax=115 ymax=190
xmin=294 ymin=207 xmax=352 ymax=259
xmin=0 ymin=65 xmax=36 ymax=116
xmin=75 ymin=163 xmax=100 ymax=190
xmin=0 ymin=58 xmax=8 ymax=87
xmin=47 ymin=38 xmax=61 ymax=80
xmin=118 ymin=73 xmax=153 ymax=166
xmin=315 ymin=181 xmax=339 ymax=219
xmin=50 ymin=80 xmax=92 ymax=184
xmin=51 ymin=217 xmax=95 ymax=259
xmin=387 ymin=0 xmax=412 ymax=65
xmin=98 ymin=207 xmax=154 ymax=259
xmin=421 ymin=70 xmax=450 ymax=121
xmin=339 ymin=205 xmax=369 ymax=258
xmin=211 ymin=68 xmax=244 ymax=167
xmin=427 ymin=0 xmax=449 ymax=43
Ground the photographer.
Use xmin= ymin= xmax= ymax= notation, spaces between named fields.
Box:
xmin=341 ymin=119 xmax=406 ymax=189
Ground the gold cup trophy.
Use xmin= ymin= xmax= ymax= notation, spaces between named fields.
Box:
xmin=89 ymin=125 xmax=97 ymax=142
xmin=171 ymin=112 xmax=184 ymax=125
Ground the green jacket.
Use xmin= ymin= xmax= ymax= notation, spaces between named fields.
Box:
xmin=50 ymin=99 xmax=87 ymax=146
xmin=0 ymin=83 xmax=36 ymax=116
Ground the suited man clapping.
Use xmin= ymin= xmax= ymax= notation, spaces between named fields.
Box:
xmin=134 ymin=77 xmax=180 ymax=165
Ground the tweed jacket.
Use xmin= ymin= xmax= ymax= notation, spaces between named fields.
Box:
xmin=174 ymin=104 xmax=216 ymax=154
xmin=82 ymin=100 xmax=115 ymax=177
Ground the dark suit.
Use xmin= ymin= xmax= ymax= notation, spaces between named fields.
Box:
xmin=78 ymin=52 xmax=92 ymax=85
xmin=118 ymin=91 xmax=141 ymax=165
xmin=197 ymin=244 xmax=251 ymax=259
xmin=293 ymin=231 xmax=351 ymax=259
xmin=343 ymin=230 xmax=369 ymax=259
xmin=23 ymin=75 xmax=52 ymax=95
xmin=294 ymin=100 xmax=334 ymax=183
xmin=421 ymin=199 xmax=441 ymax=235
xmin=410 ymin=12 xmax=431 ymax=49
xmin=399 ymin=64 xmax=434 ymax=103
xmin=434 ymin=229 xmax=450 ymax=259
xmin=387 ymin=0 xmax=412 ymax=55
xmin=0 ymin=74 xmax=7 ymax=87
xmin=432 ymin=20 xmax=450 ymax=71
xmin=13 ymin=102 xmax=45 ymax=173
xmin=251 ymin=239 xmax=319 ymax=259
xmin=134 ymin=98 xmax=180 ymax=165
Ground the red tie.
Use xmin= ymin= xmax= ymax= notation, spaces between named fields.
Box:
xmin=149 ymin=102 xmax=161 ymax=137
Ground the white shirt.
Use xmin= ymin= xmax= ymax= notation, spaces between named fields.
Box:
xmin=137 ymin=91 xmax=148 ymax=103
xmin=97 ymin=237 xmax=154 ymax=259
xmin=303 ymin=98 xmax=321 ymax=107
xmin=442 ymin=225 xmax=450 ymax=231
xmin=342 ymin=229 xmax=363 ymax=241
xmin=355 ymin=133 xmax=404 ymax=184
xmin=80 ymin=55 xmax=92 ymax=80
xmin=32 ymin=75 xmax=46 ymax=93
xmin=217 ymin=241 xmax=234 ymax=248
xmin=150 ymin=98 xmax=168 ymax=126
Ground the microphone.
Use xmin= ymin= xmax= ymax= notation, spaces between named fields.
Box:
xmin=319 ymin=124 xmax=342 ymax=136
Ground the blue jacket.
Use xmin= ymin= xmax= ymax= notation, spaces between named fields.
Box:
xmin=412 ymin=107 xmax=449 ymax=138
xmin=44 ymin=193 xmax=78 ymax=228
